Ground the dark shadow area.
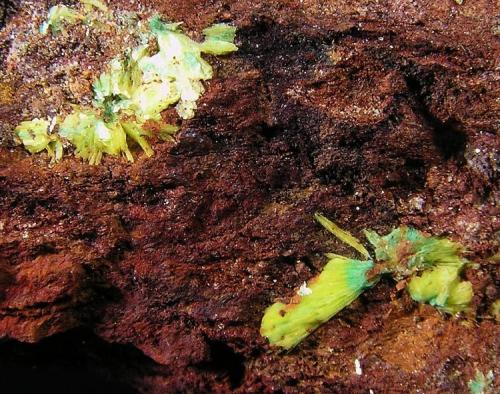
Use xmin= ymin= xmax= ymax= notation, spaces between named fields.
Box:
xmin=0 ymin=0 xmax=18 ymax=29
xmin=257 ymin=123 xmax=284 ymax=141
xmin=405 ymin=73 xmax=468 ymax=161
xmin=0 ymin=328 xmax=161 ymax=394
xmin=199 ymin=339 xmax=246 ymax=389
xmin=432 ymin=118 xmax=467 ymax=161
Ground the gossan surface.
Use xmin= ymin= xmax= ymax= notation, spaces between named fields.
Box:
xmin=0 ymin=0 xmax=498 ymax=392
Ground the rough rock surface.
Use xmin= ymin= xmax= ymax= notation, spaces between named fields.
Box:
xmin=0 ymin=0 xmax=498 ymax=393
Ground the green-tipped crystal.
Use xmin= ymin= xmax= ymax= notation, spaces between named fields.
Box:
xmin=260 ymin=215 xmax=476 ymax=350
xmin=468 ymin=370 xmax=494 ymax=394
xmin=261 ymin=256 xmax=374 ymax=350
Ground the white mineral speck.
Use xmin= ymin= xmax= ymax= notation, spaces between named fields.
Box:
xmin=355 ymin=359 xmax=362 ymax=375
xmin=297 ymin=282 xmax=313 ymax=296
xmin=409 ymin=196 xmax=425 ymax=211
xmin=49 ymin=116 xmax=57 ymax=132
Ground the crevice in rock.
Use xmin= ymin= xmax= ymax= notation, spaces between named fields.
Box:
xmin=404 ymin=72 xmax=468 ymax=161
xmin=199 ymin=339 xmax=246 ymax=389
xmin=257 ymin=123 xmax=284 ymax=141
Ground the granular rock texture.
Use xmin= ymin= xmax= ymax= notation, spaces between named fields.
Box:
xmin=0 ymin=1 xmax=498 ymax=393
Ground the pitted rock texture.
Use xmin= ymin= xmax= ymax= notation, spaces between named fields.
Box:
xmin=0 ymin=0 xmax=498 ymax=393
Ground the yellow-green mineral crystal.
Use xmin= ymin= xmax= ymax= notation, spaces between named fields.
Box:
xmin=261 ymin=214 xmax=475 ymax=350
xmin=261 ymin=256 xmax=374 ymax=350
xmin=15 ymin=118 xmax=63 ymax=162
xmin=20 ymin=10 xmax=238 ymax=164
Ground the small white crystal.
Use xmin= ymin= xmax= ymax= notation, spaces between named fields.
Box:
xmin=297 ymin=282 xmax=313 ymax=296
xmin=355 ymin=359 xmax=362 ymax=375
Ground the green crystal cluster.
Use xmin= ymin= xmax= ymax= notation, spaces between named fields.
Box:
xmin=16 ymin=4 xmax=237 ymax=165
xmin=261 ymin=214 xmax=474 ymax=350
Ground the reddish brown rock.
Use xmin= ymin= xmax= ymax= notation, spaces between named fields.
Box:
xmin=0 ymin=0 xmax=498 ymax=393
